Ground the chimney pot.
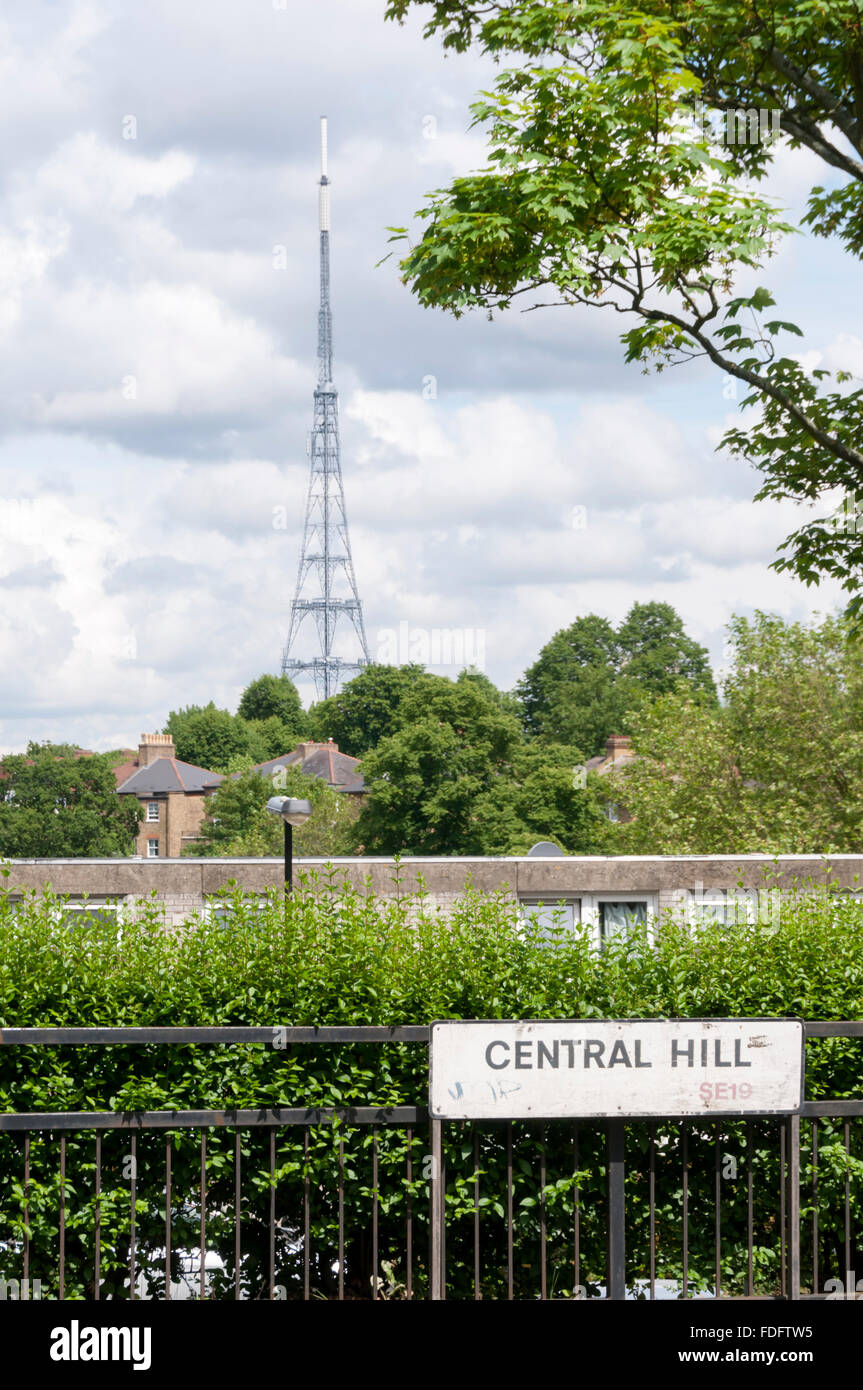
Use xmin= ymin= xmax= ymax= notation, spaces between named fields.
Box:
xmin=138 ymin=732 xmax=176 ymax=767
xmin=606 ymin=735 xmax=633 ymax=759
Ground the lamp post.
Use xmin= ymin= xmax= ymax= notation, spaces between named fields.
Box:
xmin=265 ymin=796 xmax=312 ymax=894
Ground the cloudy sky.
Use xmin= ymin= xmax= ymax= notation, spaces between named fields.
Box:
xmin=0 ymin=0 xmax=856 ymax=753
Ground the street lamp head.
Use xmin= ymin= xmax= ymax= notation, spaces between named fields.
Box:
xmin=266 ymin=795 xmax=313 ymax=827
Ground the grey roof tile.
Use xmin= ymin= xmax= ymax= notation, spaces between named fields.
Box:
xmin=116 ymin=758 xmax=223 ymax=795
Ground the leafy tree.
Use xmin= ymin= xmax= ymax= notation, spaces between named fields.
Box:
xmin=603 ymin=692 xmax=766 ymax=853
xmin=722 ymin=610 xmax=863 ymax=848
xmin=386 ymin=0 xmax=863 ymax=608
xmin=193 ymin=765 xmax=357 ymax=858
xmin=607 ymin=610 xmax=863 ymax=852
xmin=0 ymin=744 xmax=141 ymax=857
xmin=165 ymin=703 xmax=255 ymax=772
xmin=518 ymin=603 xmax=714 ymax=753
xmin=617 ymin=602 xmax=716 ymax=696
xmin=456 ymin=666 xmax=522 ymax=720
xmin=243 ymin=716 xmax=305 ymax=765
xmin=307 ymin=663 xmax=428 ymax=755
xmin=354 ymin=675 xmax=523 ymax=853
xmin=353 ymin=676 xmax=608 ymax=854
xmin=471 ymin=742 xmax=612 ymax=854
xmin=518 ymin=614 xmax=624 ymax=752
xmin=237 ymin=674 xmax=307 ymax=738
xmin=166 ymin=682 xmax=306 ymax=774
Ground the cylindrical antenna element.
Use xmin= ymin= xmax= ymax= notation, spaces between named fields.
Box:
xmin=319 ymin=183 xmax=331 ymax=232
xmin=320 ymin=116 xmax=328 ymax=179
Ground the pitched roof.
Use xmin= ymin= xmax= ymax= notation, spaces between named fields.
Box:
xmin=116 ymin=757 xmax=224 ymax=795
xmin=246 ymin=740 xmax=364 ymax=793
xmin=111 ymin=758 xmax=139 ymax=787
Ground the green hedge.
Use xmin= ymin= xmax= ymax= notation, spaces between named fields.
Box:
xmin=0 ymin=871 xmax=861 ymax=1300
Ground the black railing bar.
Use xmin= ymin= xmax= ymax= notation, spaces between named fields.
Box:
xmin=199 ymin=1134 xmax=206 ymax=1302
xmin=129 ymin=1131 xmax=137 ymax=1301
xmin=0 ymin=1026 xmax=430 ymax=1046
xmin=94 ymin=1133 xmax=101 ymax=1301
xmin=804 ymin=1022 xmax=863 ymax=1037
xmin=802 ymin=1101 xmax=863 ymax=1116
xmin=0 ymin=1106 xmax=429 ymax=1131
xmin=267 ymin=1130 xmax=275 ymax=1302
xmin=3 ymin=1101 xmax=860 ymax=1129
xmin=406 ymin=1127 xmax=414 ymax=1302
xmin=1 ymin=1021 xmax=860 ymax=1046
xmin=337 ymin=1136 xmax=345 ymax=1302
xmin=303 ymin=1129 xmax=310 ymax=1303
xmin=59 ymin=1134 xmax=66 ymax=1300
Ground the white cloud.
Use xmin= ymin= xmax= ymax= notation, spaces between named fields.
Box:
xmin=0 ymin=217 xmax=69 ymax=335
xmin=0 ymin=4 xmax=109 ymax=143
xmin=36 ymin=133 xmax=194 ymax=213
xmin=36 ymin=281 xmax=306 ymax=426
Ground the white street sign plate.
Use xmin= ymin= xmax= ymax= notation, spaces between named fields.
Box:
xmin=429 ymin=1019 xmax=803 ymax=1120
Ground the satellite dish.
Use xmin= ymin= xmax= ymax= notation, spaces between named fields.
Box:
xmin=527 ymin=841 xmax=565 ymax=857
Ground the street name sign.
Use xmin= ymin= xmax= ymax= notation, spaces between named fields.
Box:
xmin=429 ymin=1019 xmax=803 ymax=1120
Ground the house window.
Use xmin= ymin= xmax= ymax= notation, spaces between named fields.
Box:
xmin=686 ymin=884 xmax=761 ymax=928
xmin=598 ymin=900 xmax=648 ymax=942
xmin=7 ymin=897 xmax=121 ymax=928
xmin=146 ymin=801 xmax=160 ymax=822
xmin=688 ymin=888 xmax=777 ymax=929
xmin=60 ymin=900 xmax=121 ymax=929
xmin=207 ymin=898 xmax=269 ymax=928
xmin=519 ymin=898 xmax=581 ymax=944
xmin=691 ymin=889 xmax=738 ymax=928
xmin=147 ymin=839 xmax=160 ymax=858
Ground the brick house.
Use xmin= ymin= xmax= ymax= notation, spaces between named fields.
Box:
xmin=115 ymin=734 xmax=223 ymax=858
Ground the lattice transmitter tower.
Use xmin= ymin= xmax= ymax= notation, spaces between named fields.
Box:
xmin=281 ymin=117 xmax=370 ymax=701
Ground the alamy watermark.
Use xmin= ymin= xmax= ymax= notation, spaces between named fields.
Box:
xmin=824 ymin=1269 xmax=863 ymax=1299
xmin=50 ymin=1322 xmax=151 ymax=1370
xmin=376 ymin=621 xmax=486 ymax=671
xmin=693 ymin=101 xmax=782 ymax=147
xmin=827 ymin=491 xmax=863 ymax=534
xmin=0 ymin=1275 xmax=42 ymax=1299
xmin=683 ymin=882 xmax=781 ymax=929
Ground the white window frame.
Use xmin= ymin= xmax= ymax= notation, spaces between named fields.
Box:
xmin=146 ymin=801 xmax=160 ymax=822
xmin=59 ymin=899 xmax=122 ymax=929
xmin=518 ymin=897 xmax=582 ymax=945
xmin=206 ymin=896 xmax=270 ymax=928
xmin=147 ymin=838 xmax=160 ymax=858
xmin=580 ymin=893 xmax=657 ymax=948
xmin=7 ymin=897 xmax=123 ymax=929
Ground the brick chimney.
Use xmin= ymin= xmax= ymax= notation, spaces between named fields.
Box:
xmin=605 ymin=735 xmax=633 ymax=763
xmin=297 ymin=739 xmax=339 ymax=757
xmin=138 ymin=733 xmax=176 ymax=767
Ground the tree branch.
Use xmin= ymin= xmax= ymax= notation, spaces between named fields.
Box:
xmin=779 ymin=110 xmax=863 ymax=183
xmin=767 ymin=45 xmax=862 ymax=154
xmin=512 ymin=272 xmax=863 ymax=471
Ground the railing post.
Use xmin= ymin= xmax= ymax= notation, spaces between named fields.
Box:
xmin=606 ymin=1120 xmax=626 ymax=1301
xmin=430 ymin=1117 xmax=444 ymax=1300
xmin=787 ymin=1112 xmax=801 ymax=1300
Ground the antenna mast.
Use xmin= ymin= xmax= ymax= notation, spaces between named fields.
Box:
xmin=281 ymin=117 xmax=370 ymax=701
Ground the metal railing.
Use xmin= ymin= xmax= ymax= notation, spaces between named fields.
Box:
xmin=0 ymin=1023 xmax=860 ymax=1300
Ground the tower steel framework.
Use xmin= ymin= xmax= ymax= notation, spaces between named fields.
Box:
xmin=281 ymin=117 xmax=370 ymax=700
